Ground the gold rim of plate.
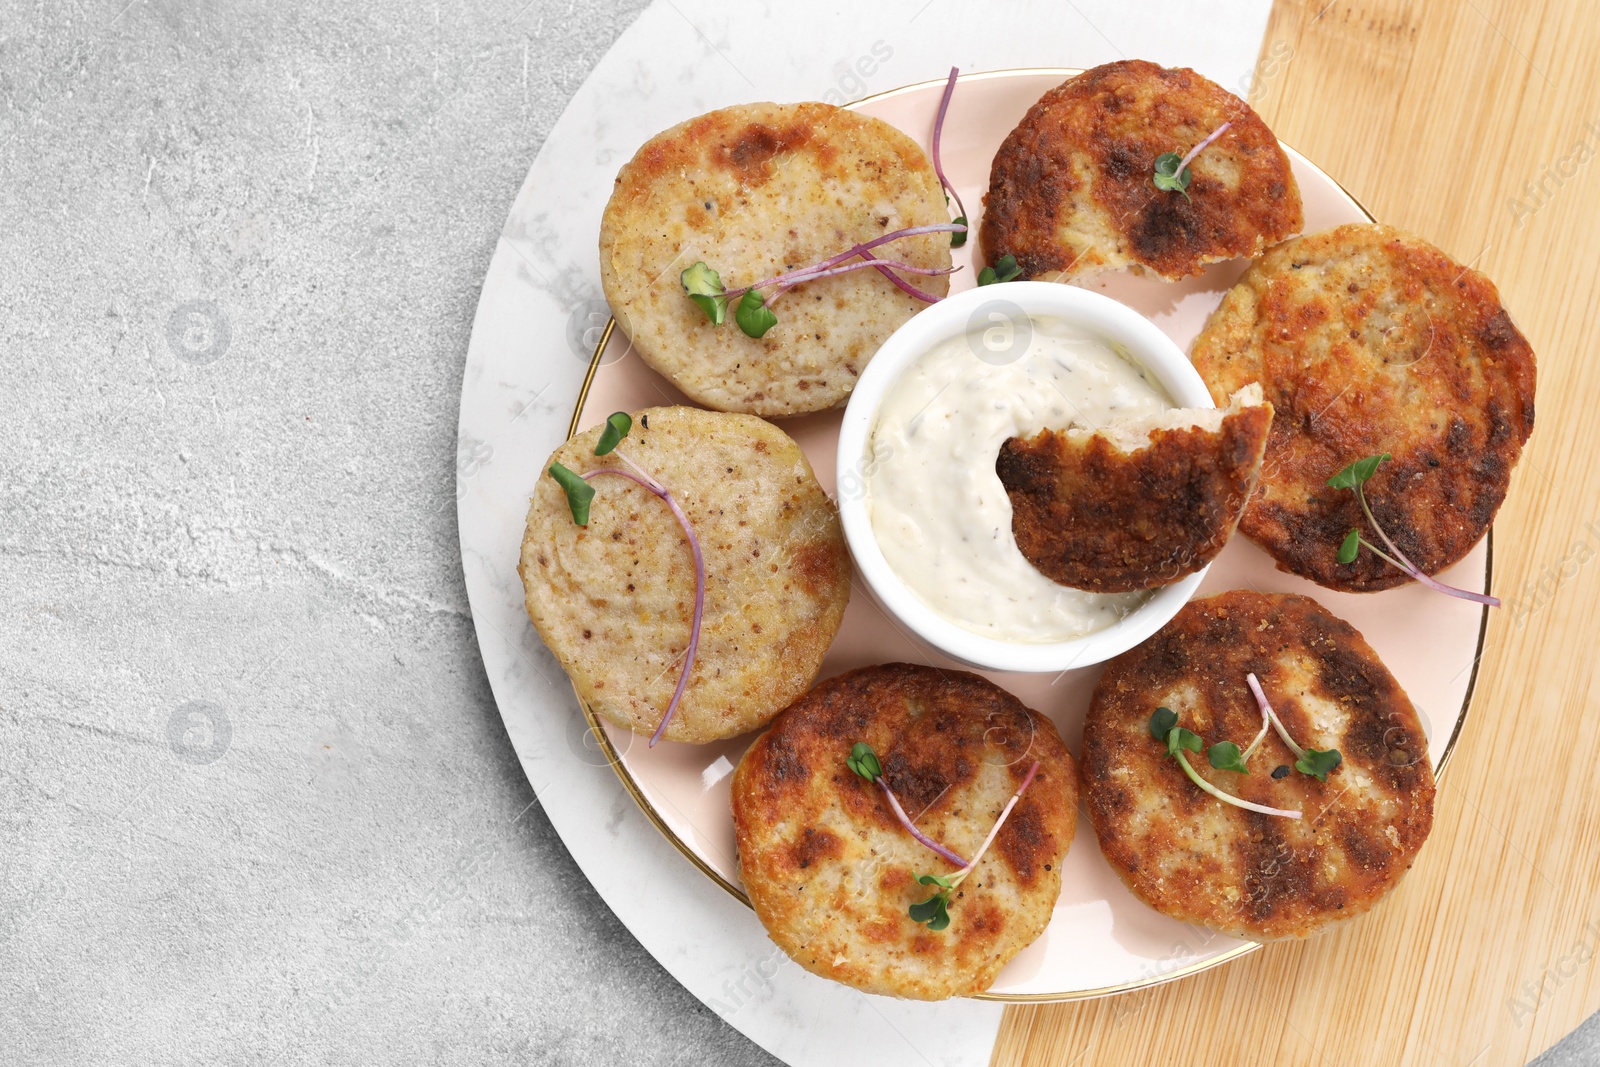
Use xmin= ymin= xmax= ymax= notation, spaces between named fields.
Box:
xmin=560 ymin=68 xmax=1495 ymax=1003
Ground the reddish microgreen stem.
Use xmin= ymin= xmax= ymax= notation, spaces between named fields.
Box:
xmin=1239 ymin=676 xmax=1344 ymax=782
xmin=845 ymin=248 xmax=947 ymax=304
xmin=763 ymin=256 xmax=957 ymax=305
xmin=1356 ymin=487 xmax=1500 ymax=606
xmin=1246 ymin=672 xmax=1305 ymax=760
xmin=877 ymin=780 xmax=969 ymax=868
xmin=581 ymin=454 xmax=705 ymax=747
xmin=1177 ymin=120 xmax=1232 ymax=174
xmin=932 ymin=66 xmax=968 ymax=240
xmin=1173 ymin=750 xmax=1302 ymax=819
xmin=950 ymin=761 xmax=1039 ymax=884
xmin=1240 ymin=683 xmax=1273 ymax=763
xmin=720 ymin=223 xmax=967 ymax=301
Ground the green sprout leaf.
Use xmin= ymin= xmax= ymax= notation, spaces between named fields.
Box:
xmin=1208 ymin=741 xmax=1251 ymax=774
xmin=1149 ymin=707 xmax=1179 ymax=742
xmin=1327 ymin=452 xmax=1392 ymax=490
xmin=735 ymin=289 xmax=778 ymax=338
xmin=681 ymin=261 xmax=728 ymax=325
xmin=846 ymin=742 xmax=882 ymax=782
xmin=916 ymin=873 xmax=955 ymax=890
xmin=909 ymin=887 xmax=951 ymax=931
xmin=594 ymin=411 xmax=632 ymax=456
xmin=1167 ymin=727 xmax=1202 ymax=758
xmin=1152 ymin=152 xmax=1192 ymax=201
xmin=1295 ymin=747 xmax=1343 ymax=782
xmin=950 ymin=215 xmax=968 ymax=248
xmin=1338 ymin=528 xmax=1363 ymax=565
xmin=977 ymin=254 xmax=1021 ymax=286
xmin=548 ymin=462 xmax=595 ymax=526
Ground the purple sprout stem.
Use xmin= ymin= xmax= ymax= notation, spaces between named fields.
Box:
xmin=1246 ymin=672 xmax=1307 ymax=760
xmin=720 ymin=223 xmax=967 ymax=300
xmin=1356 ymin=486 xmax=1501 ymax=606
xmin=1177 ymin=120 xmax=1232 ymax=176
xmin=877 ymin=779 xmax=969 ymax=868
xmin=932 ymin=66 xmax=968 ymax=229
xmin=851 ymin=249 xmax=947 ymax=304
xmin=581 ymin=455 xmax=705 ymax=747
xmin=766 ymin=252 xmax=954 ymax=305
xmin=1240 ymin=681 xmax=1273 ymax=763
xmin=951 ymin=761 xmax=1042 ymax=886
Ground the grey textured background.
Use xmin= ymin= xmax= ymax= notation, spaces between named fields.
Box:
xmin=0 ymin=2 xmax=1594 ymax=1065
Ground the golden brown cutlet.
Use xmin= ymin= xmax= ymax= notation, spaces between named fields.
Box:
xmin=980 ymin=59 xmax=1301 ymax=282
xmin=1081 ymin=591 xmax=1435 ymax=941
xmin=996 ymin=387 xmax=1272 ymax=592
xmin=1191 ymin=223 xmax=1537 ymax=591
xmin=731 ymin=664 xmax=1077 ymax=1000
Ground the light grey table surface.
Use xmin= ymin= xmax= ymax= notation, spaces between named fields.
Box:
xmin=1 ymin=3 xmax=1594 ymax=1065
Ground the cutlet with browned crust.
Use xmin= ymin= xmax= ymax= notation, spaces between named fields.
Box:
xmin=980 ymin=60 xmax=1301 ymax=282
xmin=1191 ymin=223 xmax=1536 ymax=591
xmin=997 ymin=385 xmax=1272 ymax=592
xmin=1082 ymin=591 xmax=1434 ymax=941
xmin=731 ymin=664 xmax=1077 ymax=1000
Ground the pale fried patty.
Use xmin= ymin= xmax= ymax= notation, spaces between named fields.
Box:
xmin=980 ymin=60 xmax=1301 ymax=282
xmin=731 ymin=664 xmax=1077 ymax=1000
xmin=600 ymin=102 xmax=952 ymax=417
xmin=997 ymin=385 xmax=1272 ymax=592
xmin=1191 ymin=223 xmax=1537 ymax=591
xmin=1082 ymin=591 xmax=1434 ymax=941
xmin=519 ymin=406 xmax=850 ymax=744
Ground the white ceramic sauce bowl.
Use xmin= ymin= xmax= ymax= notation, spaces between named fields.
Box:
xmin=836 ymin=280 xmax=1214 ymax=673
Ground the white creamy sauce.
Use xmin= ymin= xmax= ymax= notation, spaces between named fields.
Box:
xmin=864 ymin=315 xmax=1173 ymax=643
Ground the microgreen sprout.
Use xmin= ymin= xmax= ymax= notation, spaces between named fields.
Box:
xmin=1152 ymin=120 xmax=1233 ymax=202
xmin=680 ymin=223 xmax=965 ymax=337
xmin=548 ymin=412 xmax=706 ymax=747
xmin=547 ymin=463 xmax=594 ymax=525
xmin=1207 ymin=741 xmax=1250 ymax=774
xmin=932 ymin=67 xmax=968 ymax=247
xmin=1149 ymin=706 xmax=1302 ymax=819
xmin=846 ymin=742 xmax=968 ymax=869
xmin=909 ymin=761 xmax=1042 ymax=931
xmin=909 ymin=873 xmax=955 ymax=930
xmin=1245 ymin=673 xmax=1343 ymax=783
xmin=734 ymin=290 xmax=777 ymax=338
xmin=1327 ymin=453 xmax=1501 ymax=606
xmin=1151 ymin=154 xmax=1190 ymax=201
xmin=977 ymin=254 xmax=1021 ymax=286
xmin=680 ymin=261 xmax=728 ymax=325
xmin=594 ymin=411 xmax=632 ymax=456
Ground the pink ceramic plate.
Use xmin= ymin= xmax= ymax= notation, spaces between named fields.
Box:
xmin=567 ymin=69 xmax=1491 ymax=1001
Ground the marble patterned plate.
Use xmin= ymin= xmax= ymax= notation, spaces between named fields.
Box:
xmin=564 ymin=69 xmax=1491 ymax=1001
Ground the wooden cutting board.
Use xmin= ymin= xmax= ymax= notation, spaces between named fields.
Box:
xmin=993 ymin=1 xmax=1600 ymax=1064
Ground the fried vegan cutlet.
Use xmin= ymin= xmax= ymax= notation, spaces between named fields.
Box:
xmin=1081 ymin=591 xmax=1435 ymax=941
xmin=731 ymin=664 xmax=1077 ymax=1000
xmin=1190 ymin=223 xmax=1537 ymax=591
xmin=980 ymin=60 xmax=1302 ymax=282
xmin=600 ymin=102 xmax=952 ymax=417
xmin=996 ymin=385 xmax=1272 ymax=592
xmin=519 ymin=406 xmax=850 ymax=744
